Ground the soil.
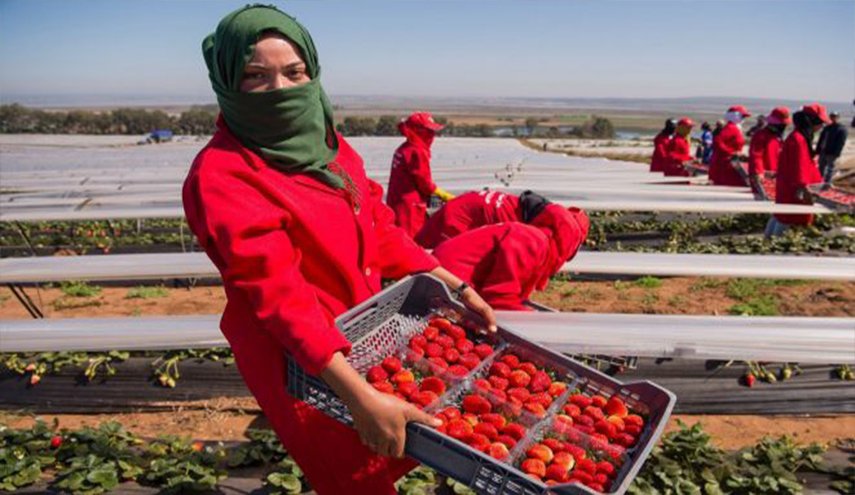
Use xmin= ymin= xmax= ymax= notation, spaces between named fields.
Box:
xmin=3 ymin=277 xmax=852 ymax=320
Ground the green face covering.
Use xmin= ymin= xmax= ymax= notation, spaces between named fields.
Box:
xmin=203 ymin=4 xmax=342 ymax=189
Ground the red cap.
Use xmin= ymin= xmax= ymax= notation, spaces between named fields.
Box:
xmin=677 ymin=117 xmax=694 ymax=127
xmin=802 ymin=103 xmax=831 ymax=124
xmin=766 ymin=107 xmax=791 ymax=125
xmin=403 ymin=112 xmax=444 ymax=131
xmin=727 ymin=105 xmax=752 ymax=117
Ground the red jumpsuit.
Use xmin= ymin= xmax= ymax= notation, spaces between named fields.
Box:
xmin=386 ymin=124 xmax=438 ymax=237
xmin=650 ymin=133 xmax=671 ymax=173
xmin=774 ymin=131 xmax=822 ymax=226
xmin=433 ymin=223 xmax=551 ymax=311
xmin=662 ymin=135 xmax=692 ymax=177
xmin=183 ymin=118 xmax=438 ymax=494
xmin=709 ymin=122 xmax=747 ymax=186
xmin=415 ymin=190 xmax=520 ymax=248
xmin=747 ymin=128 xmax=781 ymax=176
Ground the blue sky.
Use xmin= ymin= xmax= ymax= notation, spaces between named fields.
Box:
xmin=0 ymin=0 xmax=852 ymax=105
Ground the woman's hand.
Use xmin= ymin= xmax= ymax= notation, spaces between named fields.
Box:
xmin=429 ymin=266 xmax=498 ymax=333
xmin=320 ymin=353 xmax=440 ymax=458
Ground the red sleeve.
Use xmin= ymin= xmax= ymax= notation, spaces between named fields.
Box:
xmin=405 ymin=148 xmax=437 ymax=198
xmin=765 ymin=138 xmax=780 ymax=174
xmin=794 ymin=137 xmax=821 ymax=186
xmin=186 ymin=164 xmax=351 ymax=376
xmin=476 ymin=225 xmax=550 ymax=311
xmin=748 ymin=137 xmax=764 ymax=175
xmin=369 ymin=179 xmax=440 ymax=279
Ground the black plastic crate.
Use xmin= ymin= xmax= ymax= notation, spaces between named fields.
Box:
xmin=286 ymin=274 xmax=676 ymax=494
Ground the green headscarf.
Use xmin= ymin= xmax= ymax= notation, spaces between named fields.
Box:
xmin=203 ymin=4 xmax=343 ymax=189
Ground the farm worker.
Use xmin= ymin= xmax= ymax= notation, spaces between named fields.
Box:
xmin=662 ymin=117 xmax=694 ymax=177
xmin=182 ymin=6 xmax=496 ymax=494
xmin=766 ymin=104 xmax=830 ymax=237
xmin=415 ymin=189 xmax=550 ymax=248
xmin=747 ymin=107 xmax=790 ymax=199
xmin=386 ymin=112 xmax=455 ymax=237
xmin=433 ymin=205 xmax=589 ymax=310
xmin=816 ymin=111 xmax=848 ymax=186
xmin=650 ymin=119 xmax=676 ymax=173
xmin=709 ymin=105 xmax=751 ymax=186
xmin=698 ymin=122 xmax=714 ymax=164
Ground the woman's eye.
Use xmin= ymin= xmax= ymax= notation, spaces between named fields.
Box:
xmin=244 ymin=72 xmax=265 ymax=80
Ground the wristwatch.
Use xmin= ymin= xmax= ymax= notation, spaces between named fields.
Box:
xmin=451 ymin=282 xmax=469 ymax=300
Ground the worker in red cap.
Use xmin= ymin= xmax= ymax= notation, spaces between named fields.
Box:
xmin=662 ymin=118 xmax=695 ymax=177
xmin=650 ymin=119 xmax=676 ymax=173
xmin=747 ymin=107 xmax=790 ymax=199
xmin=386 ymin=112 xmax=454 ymax=237
xmin=709 ymin=105 xmax=751 ymax=186
xmin=433 ymin=206 xmax=589 ymax=310
xmin=415 ymin=189 xmax=551 ymax=248
xmin=766 ymin=104 xmax=830 ymax=236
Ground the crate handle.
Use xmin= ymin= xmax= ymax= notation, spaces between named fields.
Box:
xmin=337 ymin=301 xmax=379 ymax=330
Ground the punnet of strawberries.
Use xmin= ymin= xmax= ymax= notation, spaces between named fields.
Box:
xmin=811 ymin=186 xmax=855 ymax=207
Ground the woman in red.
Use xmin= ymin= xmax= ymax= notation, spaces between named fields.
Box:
xmin=182 ymin=6 xmax=496 ymax=494
xmin=650 ymin=119 xmax=676 ymax=173
xmin=433 ymin=205 xmax=590 ymax=310
xmin=662 ymin=118 xmax=694 ymax=177
xmin=747 ymin=107 xmax=790 ymax=199
xmin=767 ymin=104 xmax=830 ymax=236
xmin=386 ymin=112 xmax=454 ymax=237
xmin=709 ymin=105 xmax=751 ymax=186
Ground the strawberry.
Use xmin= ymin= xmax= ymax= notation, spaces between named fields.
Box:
xmin=409 ymin=334 xmax=428 ymax=349
xmin=545 ymin=463 xmax=569 ymax=483
xmin=455 ymin=338 xmax=474 ymax=354
xmin=591 ymin=395 xmax=608 ymax=408
xmin=496 ymin=434 xmax=517 ymax=448
xmin=509 ymin=370 xmax=532 ymax=388
xmin=381 ymin=356 xmax=403 ymax=374
xmin=372 ymin=381 xmax=394 ymax=394
xmin=447 ymin=365 xmax=469 ymax=378
xmin=563 ymin=404 xmax=582 ymax=418
xmin=526 ymin=443 xmax=554 ymax=463
xmin=575 ymin=414 xmax=594 ymax=427
xmin=425 ymin=343 xmax=444 ymax=358
xmin=616 ymin=433 xmax=637 ymax=447
xmin=436 ymin=335 xmax=455 ymax=349
xmin=542 ymin=437 xmax=565 ymax=453
xmin=191 ymin=441 xmax=205 ymax=452
xmin=423 ymin=325 xmax=440 ymax=341
xmin=563 ymin=429 xmax=583 ymax=444
xmin=391 ymin=370 xmax=415 ymax=385
xmin=488 ymin=442 xmax=510 ymax=460
xmin=394 ymin=392 xmax=408 ymax=401
xmin=474 ymin=422 xmax=499 ymax=441
xmin=604 ymin=396 xmax=629 ymax=418
xmin=500 ymin=354 xmax=520 ymax=368
xmin=504 ymin=396 xmax=524 ymax=416
xmin=529 ymin=371 xmax=551 ymax=393
xmin=577 ymin=458 xmax=597 ymax=474
xmin=531 ymin=392 xmax=553 ymax=408
xmin=462 ymin=413 xmax=480 ymax=426
xmin=743 ymin=372 xmax=756 ymax=387
xmin=553 ymin=414 xmax=574 ymax=433
xmin=588 ymin=483 xmax=605 ymax=492
xmin=489 ymin=362 xmax=512 ymax=378
xmin=596 ymin=460 xmax=615 ymax=476
xmin=507 ymin=387 xmax=531 ymax=402
xmin=570 ymin=471 xmax=593 ymax=484
xmin=487 ymin=388 xmax=508 ymax=405
xmin=488 ymin=376 xmax=509 ymax=391
xmin=575 ymin=424 xmax=595 ymax=435
xmin=468 ymin=433 xmax=491 ymax=452
xmin=462 ymin=394 xmax=492 ymax=415
xmin=446 ymin=419 xmax=474 ymax=440
xmin=607 ymin=415 xmax=626 ymax=432
xmin=473 ymin=343 xmax=494 ymax=359
xmin=548 ymin=381 xmax=568 ymax=397
xmin=625 ymin=424 xmax=642 ymax=436
xmin=428 ymin=357 xmax=449 ymax=374
xmin=589 ymin=435 xmax=610 ymax=452
xmin=412 ymin=390 xmax=439 ymax=408
xmin=473 ymin=378 xmax=492 ymax=393
xmin=405 ymin=347 xmax=425 ymax=363
xmin=518 ymin=362 xmax=538 ymax=376
xmin=569 ymin=394 xmax=593 ymax=408
xmin=584 ymin=405 xmax=606 ymax=421
xmin=458 ymin=353 xmax=481 ymax=370
xmin=523 ymin=401 xmax=547 ymax=417
xmin=442 ymin=407 xmax=462 ymax=421
xmin=50 ymin=435 xmax=63 ymax=449
xmin=366 ymin=365 xmax=388 ymax=383
xmin=420 ymin=376 xmax=446 ymax=395
xmin=565 ymin=443 xmax=586 ymax=461
xmin=430 ymin=317 xmax=452 ymax=332
xmin=443 ymin=348 xmax=460 ymax=364
xmin=479 ymin=413 xmax=507 ymax=429
xmin=553 ymin=451 xmax=575 ymax=469
xmin=397 ymin=381 xmax=419 ymax=398
xmin=521 ymin=458 xmax=546 ymax=478
xmin=29 ymin=374 xmax=41 ymax=386
xmin=501 ymin=422 xmax=527 ymax=441
xmin=446 ymin=324 xmax=467 ymax=340
xmin=624 ymin=414 xmax=644 ymax=428
xmin=594 ymin=473 xmax=609 ymax=485
xmin=595 ymin=419 xmax=617 ymax=439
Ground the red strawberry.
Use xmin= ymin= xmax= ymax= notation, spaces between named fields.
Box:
xmin=430 ymin=317 xmax=452 ymax=332
xmin=595 ymin=419 xmax=618 ymax=439
xmin=436 ymin=335 xmax=455 ymax=349
xmin=542 ymin=438 xmax=565 ymax=453
xmin=446 ymin=419 xmax=474 ymax=440
xmin=591 ymin=395 xmax=608 ymax=408
xmin=584 ymin=405 xmax=606 ymax=421
xmin=563 ymin=404 xmax=582 ymax=418
xmin=504 ymin=396 xmax=524 ymax=416
xmin=507 ymin=387 xmax=531 ymax=402
xmin=548 ymin=381 xmax=568 ymax=397
xmin=594 ymin=474 xmax=609 ymax=487
xmin=411 ymin=391 xmax=438 ymax=408
xmin=575 ymin=414 xmax=594 ymax=427
xmin=526 ymin=443 xmax=554 ymax=463
xmin=467 ymin=433 xmax=491 ymax=452
xmin=529 ymin=371 xmax=551 ymax=393
xmin=427 ymin=357 xmax=449 ymax=374
xmin=590 ymin=433 xmax=610 ymax=451
xmin=553 ymin=451 xmax=575 ymax=469
xmin=565 ymin=443 xmax=586 ymax=461
xmin=570 ymin=471 xmax=593 ymax=484
xmin=524 ymin=401 xmax=547 ymax=417
xmin=605 ymin=396 xmax=629 ymax=418
xmin=381 ymin=356 xmax=403 ymax=374
xmin=447 ymin=365 xmax=469 ymax=378
xmin=397 ymin=381 xmax=419 ymax=398
xmin=455 ymin=338 xmax=474 ymax=354
xmin=624 ymin=414 xmax=644 ymax=428
xmin=518 ymin=362 xmax=538 ymax=376
xmin=473 ymin=378 xmax=492 ymax=393
xmin=616 ymin=433 xmax=637 ymax=447
xmin=743 ymin=372 xmax=756 ymax=388
xmin=521 ymin=458 xmax=546 ymax=478
xmin=459 ymin=353 xmax=481 ymax=370
xmin=625 ymin=424 xmax=642 ymax=436
xmin=462 ymin=413 xmax=480 ymax=426
xmin=489 ymin=362 xmax=512 ymax=378
xmin=443 ymin=348 xmax=460 ymax=364
xmin=473 ymin=343 xmax=494 ymax=359
xmin=509 ymin=370 xmax=532 ymax=388
xmin=487 ymin=388 xmax=508 ymax=405
xmin=405 ymin=347 xmax=425 ymax=363
xmin=462 ymin=394 xmax=492 ymax=415
xmin=420 ymin=376 xmax=446 ymax=395
xmin=588 ymin=483 xmax=605 ymax=492
xmin=553 ymin=414 xmax=574 ymax=433
xmin=191 ymin=441 xmax=204 ymax=452
xmin=596 ymin=460 xmax=615 ymax=476
xmin=531 ymin=392 xmax=553 ymax=408
xmin=501 ymin=423 xmax=526 ymax=441
xmin=488 ymin=376 xmax=510 ymax=391
xmin=423 ymin=325 xmax=440 ymax=341
xmin=442 ymin=407 xmax=462 ymax=421
xmin=425 ymin=343 xmax=444 ymax=358
xmin=372 ymin=381 xmax=394 ymax=394
xmin=391 ymin=370 xmax=415 ymax=385
xmin=569 ymin=394 xmax=592 ymax=408
xmin=366 ymin=365 xmax=388 ymax=383
xmin=496 ymin=434 xmax=517 ymax=448
xmin=575 ymin=424 xmax=595 ymax=435
xmin=500 ymin=354 xmax=520 ymax=368
xmin=446 ymin=324 xmax=467 ymax=341
xmin=545 ymin=463 xmax=569 ymax=482
xmin=474 ymin=422 xmax=499 ymax=441
xmin=607 ymin=415 xmax=626 ymax=432
xmin=577 ymin=458 xmax=597 ymax=474
xmin=488 ymin=442 xmax=510 ymax=460
xmin=479 ymin=413 xmax=507 ymax=429
xmin=409 ymin=334 xmax=428 ymax=349
xmin=50 ymin=435 xmax=63 ymax=449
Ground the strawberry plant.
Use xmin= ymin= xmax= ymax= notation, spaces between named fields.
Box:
xmin=263 ymin=457 xmax=304 ymax=495
xmin=141 ymin=436 xmax=226 ymax=493
xmin=0 ymin=421 xmax=57 ymax=491
xmin=395 ymin=465 xmax=437 ymax=495
xmin=226 ymin=428 xmax=287 ymax=468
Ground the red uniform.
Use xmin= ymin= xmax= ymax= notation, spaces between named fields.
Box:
xmin=650 ymin=133 xmax=671 ymax=173
xmin=415 ymin=190 xmax=520 ymax=248
xmin=386 ymin=125 xmax=438 ymax=237
xmin=662 ymin=135 xmax=692 ymax=177
xmin=433 ymin=223 xmax=551 ymax=311
xmin=709 ymin=122 xmax=746 ymax=186
xmin=182 ymin=118 xmax=438 ymax=494
xmin=774 ymin=131 xmax=822 ymax=226
xmin=747 ymin=128 xmax=782 ymax=176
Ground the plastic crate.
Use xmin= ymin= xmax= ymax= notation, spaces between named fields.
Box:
xmin=808 ymin=185 xmax=855 ymax=214
xmin=286 ymin=274 xmax=676 ymax=495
